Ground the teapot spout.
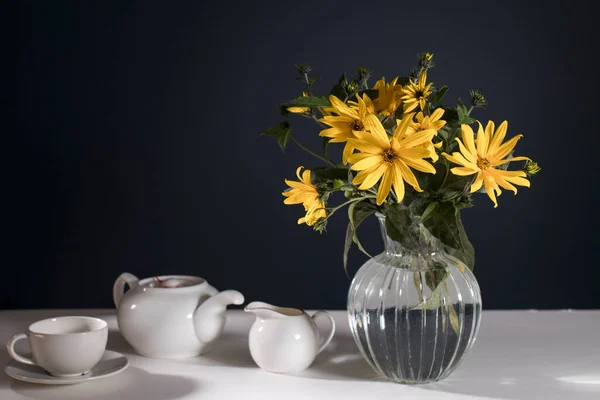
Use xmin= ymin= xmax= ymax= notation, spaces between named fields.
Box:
xmin=193 ymin=290 xmax=244 ymax=346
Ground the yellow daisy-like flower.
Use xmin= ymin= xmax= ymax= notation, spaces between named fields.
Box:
xmin=282 ymin=167 xmax=327 ymax=226
xmin=287 ymin=92 xmax=310 ymax=114
xmin=319 ymin=94 xmax=371 ymax=164
xmin=442 ymin=121 xmax=531 ymax=208
xmin=405 ymin=108 xmax=447 ymax=162
xmin=401 ymin=70 xmax=433 ymax=112
xmin=372 ymin=77 xmax=404 ymax=116
xmin=347 ymin=113 xmax=436 ymax=205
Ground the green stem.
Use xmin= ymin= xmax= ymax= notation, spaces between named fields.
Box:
xmin=291 ymin=135 xmax=336 ymax=167
xmin=467 ymin=106 xmax=474 ymax=116
xmin=439 ymin=160 xmax=451 ymax=192
xmin=323 ymin=196 xmax=377 ymax=219
xmin=311 ymin=114 xmax=328 ymax=128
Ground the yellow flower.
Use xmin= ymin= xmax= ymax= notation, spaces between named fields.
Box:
xmin=282 ymin=167 xmax=327 ymax=226
xmin=319 ymin=94 xmax=371 ymax=164
xmin=347 ymin=113 xmax=436 ymax=205
xmin=405 ymin=108 xmax=447 ymax=162
xmin=442 ymin=121 xmax=531 ymax=208
xmin=401 ymin=70 xmax=433 ymax=112
xmin=287 ymin=92 xmax=310 ymax=114
xmin=372 ymin=77 xmax=404 ymax=116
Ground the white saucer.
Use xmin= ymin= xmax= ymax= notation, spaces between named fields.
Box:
xmin=4 ymin=350 xmax=129 ymax=385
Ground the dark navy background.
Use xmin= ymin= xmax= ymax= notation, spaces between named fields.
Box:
xmin=5 ymin=0 xmax=598 ymax=309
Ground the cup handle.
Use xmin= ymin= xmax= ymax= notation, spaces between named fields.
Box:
xmin=113 ymin=273 xmax=139 ymax=308
xmin=6 ymin=333 xmax=36 ymax=366
xmin=311 ymin=310 xmax=336 ymax=354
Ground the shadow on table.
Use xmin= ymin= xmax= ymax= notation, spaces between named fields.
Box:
xmin=107 ymin=328 xmax=135 ymax=355
xmin=416 ymin=345 xmax=600 ymax=400
xmin=164 ymin=330 xmax=379 ymax=383
xmin=173 ymin=332 xmax=257 ymax=368
xmin=296 ymin=333 xmax=383 ymax=382
xmin=0 ymin=329 xmax=198 ymax=399
xmin=6 ymin=366 xmax=199 ymax=400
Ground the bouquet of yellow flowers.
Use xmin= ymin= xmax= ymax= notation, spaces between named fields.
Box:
xmin=264 ymin=53 xmax=540 ymax=273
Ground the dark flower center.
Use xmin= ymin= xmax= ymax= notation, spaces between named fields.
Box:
xmin=383 ymin=149 xmax=397 ymax=164
xmin=415 ymin=90 xmax=424 ymax=99
xmin=477 ymin=158 xmax=490 ymax=170
xmin=350 ymin=119 xmax=364 ymax=130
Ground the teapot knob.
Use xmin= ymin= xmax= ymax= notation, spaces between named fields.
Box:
xmin=161 ymin=278 xmax=185 ymax=288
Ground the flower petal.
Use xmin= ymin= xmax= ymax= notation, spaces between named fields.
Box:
xmin=363 ymin=114 xmax=391 ymax=149
xmin=347 ymin=138 xmax=383 ymax=154
xmin=400 ymin=155 xmax=436 ymax=174
xmin=455 ymin=138 xmax=478 ymax=164
xmin=376 ymin=169 xmax=393 ymax=205
xmin=450 ymin=167 xmax=478 ymax=176
xmin=483 ymin=173 xmax=499 ymax=208
xmin=443 ymin=152 xmax=477 ymax=169
xmin=400 ymin=128 xmax=435 ymax=148
xmin=430 ymin=108 xmax=445 ymax=122
xmin=461 ymin=124 xmax=477 ymax=155
xmin=490 ymin=134 xmax=523 ymax=162
xmin=342 ymin=142 xmax=356 ymax=164
xmin=396 ymin=160 xmax=422 ymax=192
xmin=471 ymin=172 xmax=483 ymax=192
xmin=329 ymin=95 xmax=357 ymax=119
xmin=352 ymin=155 xmax=382 ymax=171
xmin=491 ymin=156 xmax=531 ymax=167
xmin=487 ymin=120 xmax=508 ymax=155
xmin=392 ymin=162 xmax=406 ymax=201
xmin=476 ymin=121 xmax=489 ymax=158
xmin=355 ymin=163 xmax=387 ymax=190
xmin=393 ymin=112 xmax=415 ymax=140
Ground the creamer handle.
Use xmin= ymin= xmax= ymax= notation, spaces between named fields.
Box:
xmin=113 ymin=273 xmax=139 ymax=308
xmin=311 ymin=310 xmax=336 ymax=354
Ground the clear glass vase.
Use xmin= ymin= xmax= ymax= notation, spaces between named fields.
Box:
xmin=347 ymin=214 xmax=482 ymax=384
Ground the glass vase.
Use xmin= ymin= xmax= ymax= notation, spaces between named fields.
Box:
xmin=347 ymin=214 xmax=482 ymax=384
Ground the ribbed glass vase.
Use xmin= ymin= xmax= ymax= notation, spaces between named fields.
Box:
xmin=347 ymin=214 xmax=482 ymax=384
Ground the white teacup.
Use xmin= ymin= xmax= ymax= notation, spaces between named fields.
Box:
xmin=6 ymin=316 xmax=108 ymax=377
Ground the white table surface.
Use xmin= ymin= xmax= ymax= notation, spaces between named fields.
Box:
xmin=1 ymin=309 xmax=599 ymax=400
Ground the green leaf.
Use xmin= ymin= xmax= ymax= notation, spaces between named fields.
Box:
xmin=330 ymin=73 xmax=351 ymax=100
xmin=395 ymin=76 xmax=412 ymax=86
xmin=263 ymin=122 xmax=292 ymax=153
xmin=451 ymin=211 xmax=475 ymax=271
xmin=456 ymin=98 xmax=476 ymax=125
xmin=311 ymin=167 xmax=349 ymax=185
xmin=281 ymin=96 xmax=331 ymax=109
xmin=422 ymin=202 xmax=475 ymax=271
xmin=432 ymin=85 xmax=449 ymax=103
xmin=277 ymin=130 xmax=291 ymax=152
xmin=440 ymin=107 xmax=459 ymax=124
xmin=343 ymin=202 xmax=375 ymax=275
xmin=263 ymin=121 xmax=289 ymax=137
xmin=445 ymin=282 xmax=460 ymax=334
xmin=384 ymin=203 xmax=422 ymax=252
xmin=425 ymin=262 xmax=448 ymax=292
xmin=420 ymin=202 xmax=438 ymax=223
xmin=322 ymin=137 xmax=331 ymax=159
xmin=356 ymin=89 xmax=379 ymax=100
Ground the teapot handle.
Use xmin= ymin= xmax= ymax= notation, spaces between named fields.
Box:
xmin=113 ymin=273 xmax=139 ymax=308
xmin=311 ymin=310 xmax=336 ymax=354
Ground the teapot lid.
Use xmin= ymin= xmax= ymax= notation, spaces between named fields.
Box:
xmin=141 ymin=275 xmax=205 ymax=289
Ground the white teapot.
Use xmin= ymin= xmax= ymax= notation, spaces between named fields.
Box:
xmin=113 ymin=273 xmax=244 ymax=359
